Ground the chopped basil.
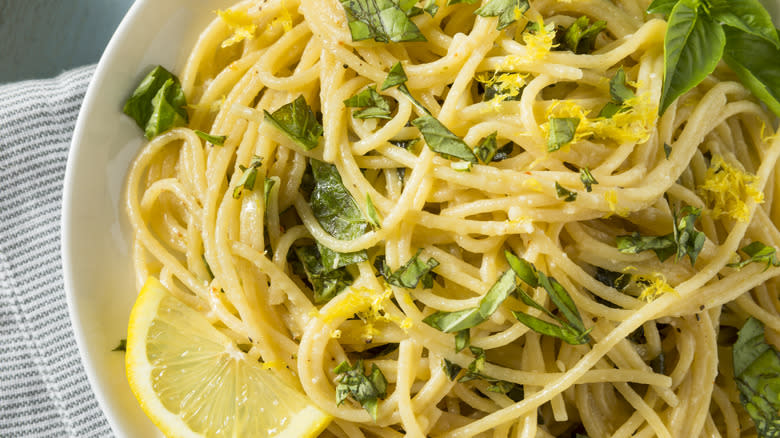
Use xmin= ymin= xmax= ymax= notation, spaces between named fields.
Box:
xmin=344 ymin=86 xmax=392 ymax=119
xmin=389 ymin=137 xmax=419 ymax=150
xmin=506 ymin=251 xmax=591 ymax=345
xmin=202 ymin=254 xmax=215 ymax=280
xmin=728 ymin=241 xmax=780 ymax=270
xmin=340 ymin=0 xmax=426 ymax=43
xmin=732 ymin=317 xmax=780 ymax=437
xmin=333 ymin=360 xmax=388 ymax=420
xmin=547 ymin=117 xmax=580 ymax=152
xmin=423 ymin=0 xmax=439 ymax=17
xmin=598 ymin=67 xmax=635 ymax=118
xmin=664 ymin=142 xmax=672 ymax=158
xmin=616 ymin=205 xmax=705 ymax=265
xmin=556 ymin=16 xmax=607 ymax=54
xmin=232 ymin=155 xmax=263 ymax=199
xmin=194 ymin=130 xmax=226 ymax=145
xmin=112 ymin=339 xmax=127 ymax=352
xmin=365 ymin=194 xmax=382 ymax=229
xmin=457 ymin=347 xmax=522 ymax=398
xmin=579 ymin=167 xmax=598 ymax=192
xmin=443 ymin=358 xmax=463 ymax=380
xmin=555 ymin=182 xmax=577 ymax=202
xmin=294 ymin=245 xmax=354 ymax=304
xmin=310 ymin=159 xmax=369 ymax=269
xmin=264 ymin=95 xmax=323 ymax=150
xmin=474 ymin=132 xmax=512 ymax=164
xmin=263 ymin=177 xmax=275 ymax=209
xmin=422 ymin=268 xmax=517 ymax=332
xmin=474 ymin=0 xmax=530 ymax=30
xmin=381 ymin=62 xmax=409 ymax=91
xmin=455 ymin=329 xmax=470 ymax=352
xmin=376 ymin=249 xmax=439 ymax=289
xmin=123 ymin=66 xmax=188 ymax=139
xmin=594 ymin=267 xmax=631 ymax=291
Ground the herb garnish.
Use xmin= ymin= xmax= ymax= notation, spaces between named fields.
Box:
xmin=340 ymin=0 xmax=426 ymax=43
xmin=474 ymin=132 xmax=514 ymax=164
xmin=732 ymin=317 xmax=780 ymax=437
xmin=294 ymin=245 xmax=354 ymax=303
xmin=376 ymin=249 xmax=439 ymax=289
xmin=616 ymin=205 xmax=705 ymax=265
xmin=344 ymin=86 xmax=392 ymax=119
xmin=365 ymin=194 xmax=382 ymax=229
xmin=455 ymin=329 xmax=470 ymax=352
xmin=474 ymin=0 xmax=530 ymax=30
xmin=547 ymin=117 xmax=580 ymax=151
xmin=579 ymin=167 xmax=598 ymax=192
xmin=194 ymin=130 xmax=226 ymax=146
xmin=458 ymin=347 xmax=524 ymax=398
xmin=598 ymin=67 xmax=636 ymax=118
xmin=555 ymin=182 xmax=577 ymax=202
xmin=264 ymin=95 xmax=323 ymax=150
xmin=728 ymin=241 xmax=780 ymax=270
xmin=112 ymin=339 xmax=127 ymax=352
xmin=649 ymin=0 xmax=780 ymax=116
xmin=310 ymin=159 xmax=369 ymax=270
xmin=123 ymin=66 xmax=188 ymax=139
xmin=333 ymin=360 xmax=388 ymax=420
xmin=232 ymin=155 xmax=263 ymax=199
xmin=556 ymin=16 xmax=607 ymax=54
xmin=507 ymin=251 xmax=592 ymax=345
xmin=443 ymin=358 xmax=463 ymax=380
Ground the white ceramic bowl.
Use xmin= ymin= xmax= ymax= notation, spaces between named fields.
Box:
xmin=62 ymin=1 xmax=780 ymax=437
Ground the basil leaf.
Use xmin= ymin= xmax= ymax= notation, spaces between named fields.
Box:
xmin=728 ymin=241 xmax=780 ymax=270
xmin=659 ymin=0 xmax=725 ymax=114
xmin=112 ymin=339 xmax=127 ymax=352
xmin=664 ymin=143 xmax=672 ymax=158
xmin=672 ymin=205 xmax=706 ymax=265
xmin=597 ymin=102 xmax=623 ymax=118
xmin=381 ymin=62 xmax=409 ymax=90
xmin=232 ymin=155 xmax=263 ymax=199
xmin=555 ymin=182 xmax=577 ymax=202
xmin=504 ymin=250 xmax=538 ymax=288
xmin=616 ymin=232 xmax=677 ymax=262
xmin=424 ymin=0 xmax=439 ymax=17
xmin=263 ymin=178 xmax=275 ymax=209
xmin=609 ymin=67 xmax=635 ymax=104
xmin=512 ymin=311 xmax=590 ymax=344
xmin=710 ymin=0 xmax=780 ymax=48
xmin=412 ymin=115 xmax=478 ymax=163
xmin=344 ymin=86 xmax=393 ymax=119
xmin=123 ymin=66 xmax=188 ymax=140
xmin=474 ymin=132 xmax=498 ymax=163
xmin=458 ymin=347 xmax=488 ymax=382
xmin=561 ymin=16 xmax=607 ymax=54
xmin=366 ymin=194 xmax=382 ymax=229
xmin=264 ymin=95 xmax=323 ymax=150
xmin=443 ymin=358 xmax=463 ymax=380
xmin=310 ymin=159 xmax=369 ymax=269
xmin=194 ymin=130 xmax=226 ymax=145
xmin=476 ymin=269 xmax=519 ymax=318
xmin=579 ymin=167 xmax=598 ymax=192
xmin=202 ymin=254 xmax=215 ymax=280
xmin=294 ymin=245 xmax=354 ymax=304
xmin=647 ymin=0 xmax=677 ymax=16
xmin=376 ymin=249 xmax=439 ymax=288
xmin=333 ymin=360 xmax=388 ymax=420
xmin=537 ymin=271 xmax=588 ymax=334
xmin=455 ymin=329 xmax=470 ymax=352
xmin=341 ymin=0 xmax=426 ymax=43
xmin=723 ymin=27 xmax=780 ymax=118
xmin=474 ymin=0 xmax=530 ymax=30
xmin=594 ymin=267 xmax=631 ymax=291
xmin=547 ymin=117 xmax=580 ymax=152
xmin=732 ymin=318 xmax=780 ymax=437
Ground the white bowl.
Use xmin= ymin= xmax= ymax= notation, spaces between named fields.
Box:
xmin=62 ymin=1 xmax=780 ymax=437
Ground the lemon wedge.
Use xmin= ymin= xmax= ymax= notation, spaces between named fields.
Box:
xmin=125 ymin=277 xmax=331 ymax=437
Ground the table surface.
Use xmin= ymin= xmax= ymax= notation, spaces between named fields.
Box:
xmin=0 ymin=0 xmax=134 ymax=84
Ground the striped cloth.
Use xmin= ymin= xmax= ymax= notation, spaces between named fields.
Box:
xmin=0 ymin=66 xmax=112 ymax=437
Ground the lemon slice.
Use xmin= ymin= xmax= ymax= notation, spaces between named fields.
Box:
xmin=126 ymin=277 xmax=331 ymax=437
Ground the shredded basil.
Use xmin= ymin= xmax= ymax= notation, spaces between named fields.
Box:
xmin=112 ymin=339 xmax=127 ymax=352
xmin=340 ymin=0 xmax=426 ymax=43
xmin=442 ymin=358 xmax=463 ymax=380
xmin=598 ymin=67 xmax=636 ymax=118
xmin=664 ymin=142 xmax=672 ymax=158
xmin=455 ymin=329 xmax=470 ymax=352
xmin=365 ymin=194 xmax=382 ymax=229
xmin=294 ymin=245 xmax=354 ymax=304
xmin=474 ymin=132 xmax=512 ymax=164
xmin=194 ymin=130 xmax=226 ymax=145
xmin=616 ymin=205 xmax=705 ymax=265
xmin=376 ymin=249 xmax=439 ymax=289
xmin=474 ymin=0 xmax=530 ymax=30
xmin=555 ymin=182 xmax=577 ymax=202
xmin=594 ymin=267 xmax=631 ymax=291
xmin=728 ymin=241 xmax=780 ymax=270
xmin=344 ymin=86 xmax=393 ymax=119
xmin=232 ymin=155 xmax=263 ymax=199
xmin=309 ymin=159 xmax=369 ymax=269
xmin=381 ymin=62 xmax=409 ymax=90
xmin=123 ymin=66 xmax=188 ymax=139
xmin=333 ymin=360 xmax=388 ymax=420
xmin=732 ymin=317 xmax=780 ymax=437
xmin=263 ymin=177 xmax=275 ymax=209
xmin=556 ymin=16 xmax=607 ymax=54
xmin=264 ymin=95 xmax=323 ymax=150
xmin=423 ymin=0 xmax=439 ymax=16
xmin=579 ymin=167 xmax=598 ymax=192
xmin=547 ymin=117 xmax=580 ymax=151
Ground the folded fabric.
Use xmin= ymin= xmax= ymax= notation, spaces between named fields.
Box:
xmin=0 ymin=66 xmax=112 ymax=437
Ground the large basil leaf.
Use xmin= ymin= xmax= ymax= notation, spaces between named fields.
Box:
xmin=310 ymin=159 xmax=368 ymax=269
xmin=659 ymin=0 xmax=725 ymax=114
xmin=264 ymin=95 xmax=323 ymax=150
xmin=723 ymin=27 xmax=780 ymax=118
xmin=123 ymin=65 xmax=188 ymax=140
xmin=647 ymin=0 xmax=677 ymax=16
xmin=340 ymin=0 xmax=426 ymax=43
xmin=710 ymin=0 xmax=780 ymax=48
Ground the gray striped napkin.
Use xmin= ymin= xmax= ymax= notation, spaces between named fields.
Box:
xmin=0 ymin=66 xmax=112 ymax=437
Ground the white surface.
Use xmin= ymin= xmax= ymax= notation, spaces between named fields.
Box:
xmin=62 ymin=0 xmax=233 ymax=436
xmin=62 ymin=1 xmax=780 ymax=437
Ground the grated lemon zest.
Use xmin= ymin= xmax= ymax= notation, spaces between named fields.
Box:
xmin=698 ymin=154 xmax=764 ymax=222
xmin=475 ymin=71 xmax=529 ymax=110
xmin=273 ymin=0 xmax=294 ymax=32
xmin=217 ymin=9 xmax=257 ymax=48
xmin=261 ymin=360 xmax=287 ymax=370
xmin=636 ymin=274 xmax=677 ymax=302
xmin=321 ymin=285 xmax=405 ymax=341
xmin=522 ymin=178 xmax=544 ymax=192
xmin=523 ymin=19 xmax=557 ymax=61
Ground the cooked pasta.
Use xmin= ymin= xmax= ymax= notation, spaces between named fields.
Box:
xmin=124 ymin=0 xmax=780 ymax=436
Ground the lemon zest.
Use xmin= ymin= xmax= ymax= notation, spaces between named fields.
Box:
xmin=523 ymin=19 xmax=557 ymax=61
xmin=273 ymin=0 xmax=294 ymax=32
xmin=217 ymin=9 xmax=257 ymax=48
xmin=475 ymin=71 xmax=529 ymax=110
xmin=636 ymin=274 xmax=677 ymax=302
xmin=321 ymin=285 xmax=404 ymax=341
xmin=698 ymin=154 xmax=764 ymax=222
